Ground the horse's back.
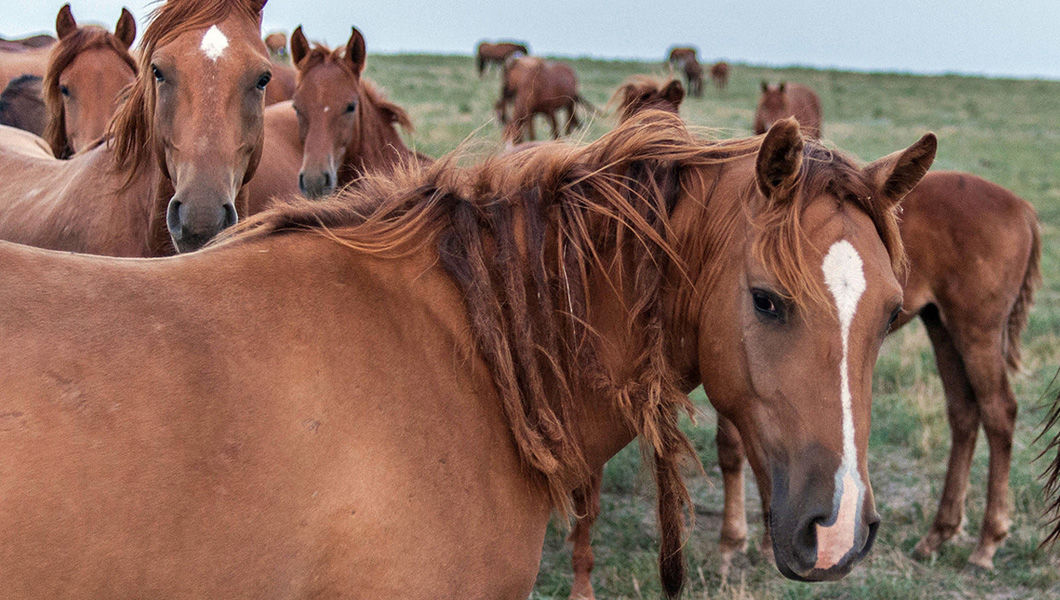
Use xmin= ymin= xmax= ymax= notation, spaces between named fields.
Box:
xmin=899 ymin=171 xmax=1037 ymax=326
xmin=0 ymin=236 xmax=548 ymax=598
xmin=0 ymin=123 xmax=51 ymax=158
xmin=788 ymin=83 xmax=822 ymax=135
xmin=0 ymin=46 xmax=48 ymax=90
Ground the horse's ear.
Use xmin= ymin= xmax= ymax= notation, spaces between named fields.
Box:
xmin=760 ymin=80 xmax=768 ymax=93
xmin=290 ymin=26 xmax=309 ymax=69
xmin=115 ymin=8 xmax=136 ymax=49
xmin=755 ymin=117 xmax=804 ymax=201
xmin=345 ymin=27 xmax=366 ymax=75
xmin=662 ymin=79 xmax=685 ymax=108
xmin=864 ymin=133 xmax=937 ymax=206
xmin=56 ymin=4 xmax=77 ymax=40
xmin=250 ymin=0 xmax=267 ymax=12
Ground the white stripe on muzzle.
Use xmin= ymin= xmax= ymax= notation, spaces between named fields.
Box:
xmin=815 ymin=239 xmax=867 ymax=570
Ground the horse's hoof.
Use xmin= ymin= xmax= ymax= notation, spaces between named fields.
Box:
xmin=967 ymin=547 xmax=996 ymax=570
xmin=912 ymin=531 xmax=946 ymax=560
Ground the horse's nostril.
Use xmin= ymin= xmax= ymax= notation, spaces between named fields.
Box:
xmin=222 ymin=203 xmax=238 ymax=229
xmin=298 ymin=172 xmax=307 ymax=195
xmin=166 ymin=199 xmax=183 ymax=239
xmin=323 ymin=171 xmax=332 ymax=189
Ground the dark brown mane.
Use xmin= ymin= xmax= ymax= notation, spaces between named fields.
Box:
xmin=213 ymin=111 xmax=904 ymax=593
xmin=43 ymin=25 xmax=137 ymax=158
xmin=108 ymin=0 xmax=264 ymax=179
xmin=1040 ymin=386 xmax=1060 ymax=546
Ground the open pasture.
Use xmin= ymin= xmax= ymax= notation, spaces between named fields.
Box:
xmin=360 ymin=53 xmax=1060 ymax=598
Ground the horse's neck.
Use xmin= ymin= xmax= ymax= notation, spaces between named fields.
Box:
xmin=345 ymin=100 xmax=411 ymax=180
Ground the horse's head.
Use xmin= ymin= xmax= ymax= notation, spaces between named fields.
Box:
xmin=111 ymin=0 xmax=271 ymax=253
xmin=44 ymin=4 xmax=137 ymax=157
xmin=290 ymin=26 xmax=366 ymax=199
xmin=754 ymin=81 xmax=791 ymax=134
xmin=264 ymin=31 xmax=287 ymax=60
xmin=688 ymin=118 xmax=936 ymax=581
xmin=612 ymin=76 xmax=683 ymax=123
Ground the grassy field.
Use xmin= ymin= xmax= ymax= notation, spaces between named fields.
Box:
xmin=362 ymin=53 xmax=1060 ymax=599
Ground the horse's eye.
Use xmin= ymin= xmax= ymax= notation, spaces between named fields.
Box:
xmin=151 ymin=65 xmax=164 ymax=83
xmin=256 ymin=73 xmax=272 ymax=90
xmin=345 ymin=100 xmax=357 ymax=114
xmin=59 ymin=85 xmax=70 ymax=97
xmin=751 ymin=288 xmax=786 ymax=323
xmin=887 ymin=306 xmax=902 ymax=329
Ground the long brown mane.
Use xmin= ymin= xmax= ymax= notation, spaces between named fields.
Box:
xmin=108 ymin=0 xmax=264 ymax=180
xmin=43 ymin=25 xmax=137 ymax=158
xmin=215 ymin=111 xmax=904 ymax=592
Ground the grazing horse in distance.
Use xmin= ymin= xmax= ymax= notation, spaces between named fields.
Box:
xmin=247 ymin=25 xmax=421 ymax=209
xmin=476 ymin=40 xmax=528 ymax=76
xmin=497 ymin=56 xmax=593 ymax=145
xmin=754 ymin=81 xmax=822 ymax=138
xmin=0 ymin=75 xmax=46 ymax=136
xmin=0 ymin=110 xmax=933 ymax=597
xmin=665 ymin=46 xmax=703 ymax=97
xmin=710 ymin=61 xmax=730 ymax=89
xmin=0 ymin=0 xmax=274 ymax=256
xmin=0 ymin=43 xmax=50 ymax=91
xmin=43 ymin=3 xmax=137 ymax=157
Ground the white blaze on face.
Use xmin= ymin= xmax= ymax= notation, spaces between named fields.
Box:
xmin=200 ymin=25 xmax=229 ymax=61
xmin=815 ymin=239 xmax=867 ymax=570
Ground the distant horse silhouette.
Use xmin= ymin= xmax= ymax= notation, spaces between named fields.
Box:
xmin=0 ymin=110 xmax=932 ymax=598
xmin=497 ymin=56 xmax=593 ymax=144
xmin=0 ymin=75 xmax=45 ymax=136
xmin=0 ymin=0 xmax=273 ymax=255
xmin=476 ymin=40 xmax=528 ymax=76
xmin=248 ymin=25 xmax=421 ymax=208
xmin=0 ymin=43 xmax=50 ymax=91
xmin=666 ymin=46 xmax=703 ymax=97
xmin=710 ymin=61 xmax=730 ymax=90
xmin=754 ymin=81 xmax=822 ymax=138
xmin=43 ymin=3 xmax=137 ymax=157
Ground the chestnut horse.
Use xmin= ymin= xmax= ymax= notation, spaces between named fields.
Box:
xmin=665 ymin=47 xmax=703 ymax=97
xmin=0 ymin=0 xmax=272 ymax=255
xmin=0 ymin=110 xmax=933 ymax=597
xmin=264 ymin=30 xmax=288 ymax=60
xmin=247 ymin=26 xmax=420 ymax=208
xmin=476 ymin=40 xmax=528 ymax=76
xmin=0 ymin=75 xmax=45 ymax=136
xmin=754 ymin=81 xmax=822 ymax=138
xmin=610 ymin=75 xmax=683 ymax=123
xmin=568 ymin=81 xmax=1040 ymax=596
xmin=43 ymin=3 xmax=137 ymax=157
xmin=710 ymin=61 xmax=730 ymax=90
xmin=497 ymin=56 xmax=593 ymax=145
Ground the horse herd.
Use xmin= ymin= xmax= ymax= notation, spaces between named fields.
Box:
xmin=0 ymin=1 xmax=1052 ymax=598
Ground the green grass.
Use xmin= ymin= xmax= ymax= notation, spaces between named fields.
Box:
xmin=362 ymin=53 xmax=1060 ymax=599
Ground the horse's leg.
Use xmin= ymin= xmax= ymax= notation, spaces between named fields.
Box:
xmin=569 ymin=470 xmax=602 ymax=600
xmin=961 ymin=337 xmax=1016 ymax=569
xmin=546 ymin=111 xmax=560 ymax=140
xmin=565 ymin=104 xmax=581 ymax=135
xmin=912 ymin=309 xmax=981 ymax=559
xmin=716 ymin=416 xmax=748 ymax=579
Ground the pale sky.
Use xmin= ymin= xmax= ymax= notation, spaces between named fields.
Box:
xmin=4 ymin=1 xmax=1058 ymax=80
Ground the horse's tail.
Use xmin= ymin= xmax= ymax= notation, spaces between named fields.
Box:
xmin=1004 ymin=206 xmax=1042 ymax=372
